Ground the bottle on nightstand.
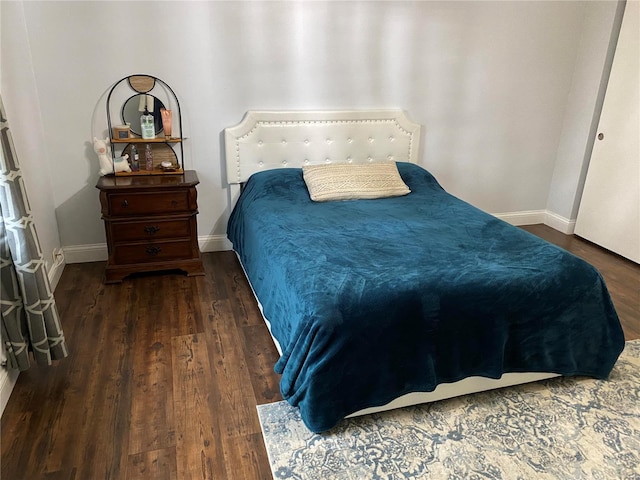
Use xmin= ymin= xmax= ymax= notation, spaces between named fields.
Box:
xmin=145 ymin=144 xmax=153 ymax=171
xmin=130 ymin=145 xmax=140 ymax=171
xmin=140 ymin=104 xmax=155 ymax=140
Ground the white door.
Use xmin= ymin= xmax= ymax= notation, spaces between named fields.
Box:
xmin=575 ymin=0 xmax=640 ymax=263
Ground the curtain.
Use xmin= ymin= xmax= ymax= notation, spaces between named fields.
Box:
xmin=0 ymin=94 xmax=68 ymax=371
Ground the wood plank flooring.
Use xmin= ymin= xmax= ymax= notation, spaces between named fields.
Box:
xmin=2 ymin=225 xmax=639 ymax=479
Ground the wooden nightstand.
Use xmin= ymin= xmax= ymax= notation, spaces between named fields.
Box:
xmin=96 ymin=170 xmax=205 ymax=283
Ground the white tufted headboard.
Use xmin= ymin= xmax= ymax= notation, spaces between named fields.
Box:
xmin=224 ymin=110 xmax=421 ymax=185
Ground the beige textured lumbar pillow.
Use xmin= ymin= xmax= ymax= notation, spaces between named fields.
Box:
xmin=302 ymin=161 xmax=411 ymax=202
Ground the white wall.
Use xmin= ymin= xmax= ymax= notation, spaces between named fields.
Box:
xmin=1 ymin=0 xmax=622 ymax=257
xmin=1 ymin=1 xmax=62 ymax=275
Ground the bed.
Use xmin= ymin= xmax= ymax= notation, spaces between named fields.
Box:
xmin=224 ymin=110 xmax=625 ymax=433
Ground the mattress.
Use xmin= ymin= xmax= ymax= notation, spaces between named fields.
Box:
xmin=227 ymin=162 xmax=625 ymax=432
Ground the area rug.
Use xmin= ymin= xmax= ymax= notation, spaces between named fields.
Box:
xmin=257 ymin=340 xmax=640 ymax=479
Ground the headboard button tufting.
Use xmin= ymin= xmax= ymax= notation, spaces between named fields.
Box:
xmin=225 ymin=110 xmax=421 ymax=185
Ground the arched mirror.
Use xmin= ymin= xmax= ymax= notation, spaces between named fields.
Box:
xmin=121 ymin=94 xmax=165 ymax=137
xmin=105 ymin=73 xmax=184 ymax=174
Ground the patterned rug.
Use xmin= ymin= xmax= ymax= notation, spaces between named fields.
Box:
xmin=258 ymin=340 xmax=640 ymax=479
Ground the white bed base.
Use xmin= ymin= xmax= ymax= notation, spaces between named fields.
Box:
xmin=224 ymin=110 xmax=559 ymax=419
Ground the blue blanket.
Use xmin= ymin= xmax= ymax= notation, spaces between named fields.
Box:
xmin=227 ymin=162 xmax=624 ymax=432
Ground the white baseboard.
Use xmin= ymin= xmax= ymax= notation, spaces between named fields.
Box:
xmin=493 ymin=209 xmax=575 ymax=234
xmin=544 ymin=211 xmax=576 ymax=234
xmin=493 ymin=210 xmax=546 ymax=226
xmin=63 ymin=235 xmax=232 ymax=264
xmin=63 ymin=243 xmax=108 ymax=264
xmin=48 ymin=252 xmax=65 ymax=291
xmin=0 ymin=367 xmax=19 ymax=417
xmin=199 ymin=234 xmax=233 ymax=252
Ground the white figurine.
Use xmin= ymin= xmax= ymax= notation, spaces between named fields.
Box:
xmin=93 ymin=137 xmax=131 ymax=176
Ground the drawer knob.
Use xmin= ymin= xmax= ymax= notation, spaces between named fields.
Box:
xmin=144 ymin=225 xmax=160 ymax=235
xmin=121 ymin=200 xmax=129 ymax=207
xmin=145 ymin=246 xmax=162 ymax=256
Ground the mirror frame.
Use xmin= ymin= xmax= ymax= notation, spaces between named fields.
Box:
xmin=105 ymin=73 xmax=185 ymax=172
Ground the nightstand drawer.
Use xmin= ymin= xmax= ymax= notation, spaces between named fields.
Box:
xmin=113 ymin=240 xmax=194 ymax=265
xmin=111 ymin=218 xmax=191 ymax=243
xmin=109 ymin=191 xmax=190 ymax=216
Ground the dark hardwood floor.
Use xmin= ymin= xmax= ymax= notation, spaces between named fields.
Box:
xmin=1 ymin=225 xmax=638 ymax=479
